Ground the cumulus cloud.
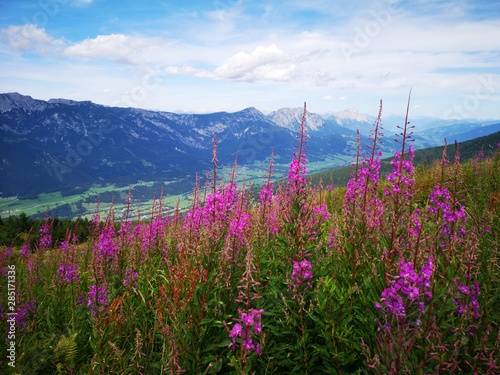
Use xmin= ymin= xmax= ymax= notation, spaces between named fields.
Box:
xmin=64 ymin=34 xmax=160 ymax=63
xmin=164 ymin=44 xmax=298 ymax=83
xmin=1 ymin=24 xmax=64 ymax=53
xmin=214 ymin=44 xmax=297 ymax=82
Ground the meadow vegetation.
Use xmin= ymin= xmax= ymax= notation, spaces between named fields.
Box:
xmin=1 ymin=102 xmax=499 ymax=374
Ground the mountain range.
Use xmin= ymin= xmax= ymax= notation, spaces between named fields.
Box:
xmin=1 ymin=92 xmax=500 ymax=198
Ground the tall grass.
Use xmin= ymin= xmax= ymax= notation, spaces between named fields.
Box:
xmin=1 ymin=101 xmax=499 ymax=374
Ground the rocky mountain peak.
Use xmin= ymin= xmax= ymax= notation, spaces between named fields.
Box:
xmin=0 ymin=92 xmax=47 ymax=113
xmin=266 ymin=107 xmax=325 ymax=131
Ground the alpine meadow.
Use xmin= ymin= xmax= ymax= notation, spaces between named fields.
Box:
xmin=1 ymin=99 xmax=499 ymax=374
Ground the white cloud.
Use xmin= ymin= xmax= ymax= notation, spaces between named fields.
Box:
xmin=64 ymin=34 xmax=161 ymax=64
xmin=1 ymin=24 xmax=64 ymax=53
xmin=164 ymin=44 xmax=298 ymax=83
xmin=213 ymin=44 xmax=296 ymax=82
xmin=164 ymin=65 xmax=214 ymax=79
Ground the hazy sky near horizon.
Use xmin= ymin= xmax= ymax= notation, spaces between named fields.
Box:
xmin=1 ymin=0 xmax=499 ymax=119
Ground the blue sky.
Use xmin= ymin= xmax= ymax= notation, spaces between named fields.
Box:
xmin=1 ymin=0 xmax=499 ymax=119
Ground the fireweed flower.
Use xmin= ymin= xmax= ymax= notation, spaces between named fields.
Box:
xmin=183 ymin=183 xmax=238 ymax=232
xmin=182 ymin=207 xmax=204 ymax=232
xmin=384 ymin=146 xmax=415 ymax=198
xmin=241 ymin=312 xmax=255 ymax=326
xmin=204 ymin=183 xmax=238 ymax=224
xmin=257 ymin=187 xmax=281 ymax=235
xmin=59 ymin=233 xmax=78 ymax=252
xmin=8 ymin=300 xmax=37 ymax=334
xmin=88 ymin=284 xmax=108 ymax=316
xmin=118 ymin=219 xmax=132 ymax=237
xmin=312 ymin=204 xmax=331 ymax=226
xmin=408 ymin=208 xmax=423 ymax=238
xmin=467 ymin=324 xmax=478 ymax=338
xmin=96 ymin=223 xmax=119 ymax=261
xmin=229 ymin=213 xmax=252 ymax=240
xmin=89 ymin=213 xmax=101 ymax=237
xmin=39 ymin=222 xmax=52 ymax=250
xmin=131 ymin=217 xmax=165 ymax=262
xmin=287 ymin=152 xmax=307 ymax=197
xmin=417 ymin=257 xmax=433 ymax=300
xmin=291 ymin=259 xmax=313 ymax=289
xmin=427 ymin=185 xmax=467 ymax=239
xmin=91 ymin=213 xmax=100 ymax=226
xmin=258 ymin=181 xmax=274 ymax=205
xmin=229 ymin=308 xmax=264 ymax=354
xmin=150 ymin=216 xmax=165 ymax=240
xmin=117 ymin=219 xmax=134 ymax=248
xmin=123 ymin=268 xmax=139 ymax=287
xmin=57 ymin=262 xmax=80 ymax=283
xmin=231 ymin=323 xmax=243 ymax=339
xmin=242 ymin=338 xmax=255 ymax=351
xmin=20 ymin=242 xmax=30 ymax=257
xmin=453 ymin=278 xmax=480 ymax=320
xmin=345 ymin=151 xmax=382 ymax=206
xmin=376 ymin=257 xmax=433 ymax=321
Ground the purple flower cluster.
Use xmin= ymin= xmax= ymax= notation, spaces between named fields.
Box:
xmin=408 ymin=208 xmax=423 ymax=237
xmin=57 ymin=262 xmax=80 ymax=283
xmin=20 ymin=242 xmax=30 ymax=257
xmin=117 ymin=219 xmax=133 ymax=247
xmin=118 ymin=219 xmax=132 ymax=237
xmin=87 ymin=284 xmax=108 ymax=316
xmin=385 ymin=147 xmax=415 ymax=197
xmin=136 ymin=216 xmax=166 ymax=257
xmin=123 ymin=268 xmax=139 ymax=287
xmin=39 ymin=222 xmax=52 ymax=249
xmin=291 ymin=259 xmax=313 ymax=289
xmin=287 ymin=153 xmax=307 ymax=196
xmin=90 ymin=213 xmax=101 ymax=234
xmin=258 ymin=181 xmax=274 ymax=205
xmin=258 ymin=182 xmax=281 ymax=235
xmin=345 ymin=154 xmax=381 ymax=204
xmin=96 ymin=223 xmax=119 ymax=261
xmin=376 ymin=257 xmax=433 ymax=320
xmin=230 ymin=308 xmax=264 ymax=355
xmin=312 ymin=204 xmax=331 ymax=226
xmin=59 ymin=240 xmax=70 ymax=251
xmin=10 ymin=300 xmax=37 ymax=333
xmin=59 ymin=234 xmax=78 ymax=251
xmin=453 ymin=279 xmax=480 ymax=320
xmin=183 ymin=183 xmax=238 ymax=231
xmin=427 ymin=185 xmax=467 ymax=237
xmin=229 ymin=213 xmax=252 ymax=240
xmin=205 ymin=183 xmax=237 ymax=221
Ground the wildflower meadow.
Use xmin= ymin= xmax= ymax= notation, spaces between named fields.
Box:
xmin=1 ymin=101 xmax=499 ymax=374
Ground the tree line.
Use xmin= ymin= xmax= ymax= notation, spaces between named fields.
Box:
xmin=0 ymin=213 xmax=92 ymax=248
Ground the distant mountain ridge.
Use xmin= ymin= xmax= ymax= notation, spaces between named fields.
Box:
xmin=1 ymin=92 xmax=500 ymax=198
